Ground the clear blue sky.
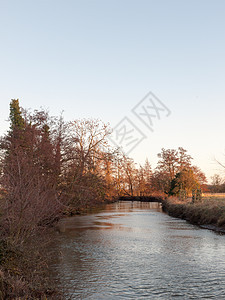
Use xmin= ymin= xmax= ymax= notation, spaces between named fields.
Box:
xmin=1 ymin=0 xmax=225 ymax=181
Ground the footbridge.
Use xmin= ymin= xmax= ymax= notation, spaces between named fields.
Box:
xmin=118 ymin=196 xmax=163 ymax=203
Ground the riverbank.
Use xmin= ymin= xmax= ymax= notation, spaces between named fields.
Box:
xmin=0 ymin=232 xmax=62 ymax=299
xmin=162 ymin=197 xmax=225 ymax=233
xmin=0 ymin=197 xmax=117 ymax=299
xmin=66 ymin=198 xmax=118 ymax=216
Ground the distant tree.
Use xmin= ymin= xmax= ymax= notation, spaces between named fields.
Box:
xmin=70 ymin=119 xmax=111 ymax=176
xmin=143 ymin=159 xmax=152 ymax=184
xmin=101 ymin=151 xmax=117 ymax=199
xmin=169 ymin=165 xmax=207 ymax=196
xmin=61 ymin=119 xmax=113 ymax=209
xmin=136 ymin=159 xmax=152 ymax=196
xmin=210 ymin=174 xmax=223 ymax=193
xmin=169 ymin=169 xmax=199 ymax=196
xmin=136 ymin=166 xmax=145 ymax=196
xmin=211 ymin=174 xmax=222 ymax=186
xmin=120 ymin=155 xmax=137 ymax=196
xmin=157 ymin=148 xmax=178 ymax=182
xmin=155 ymin=147 xmax=207 ymax=196
xmin=151 ymin=169 xmax=171 ymax=194
xmin=190 ymin=166 xmax=207 ymax=188
xmin=157 ymin=147 xmax=192 ymax=183
xmin=113 ymin=152 xmax=124 ymax=196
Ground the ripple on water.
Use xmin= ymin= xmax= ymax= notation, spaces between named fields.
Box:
xmin=50 ymin=201 xmax=225 ymax=299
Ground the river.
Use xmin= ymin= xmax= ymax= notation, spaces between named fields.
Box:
xmin=50 ymin=201 xmax=225 ymax=299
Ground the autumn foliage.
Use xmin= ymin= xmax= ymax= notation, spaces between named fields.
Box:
xmin=0 ymin=99 xmax=207 ymax=244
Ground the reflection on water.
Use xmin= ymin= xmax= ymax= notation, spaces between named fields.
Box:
xmin=50 ymin=201 xmax=225 ymax=299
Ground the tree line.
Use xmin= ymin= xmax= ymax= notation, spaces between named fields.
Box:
xmin=208 ymin=174 xmax=225 ymax=193
xmin=0 ymin=99 xmax=207 ymax=244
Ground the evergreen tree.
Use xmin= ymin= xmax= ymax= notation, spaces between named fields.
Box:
xmin=9 ymin=99 xmax=25 ymax=132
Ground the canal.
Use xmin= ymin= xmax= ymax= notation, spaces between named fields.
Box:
xmin=50 ymin=201 xmax=225 ymax=299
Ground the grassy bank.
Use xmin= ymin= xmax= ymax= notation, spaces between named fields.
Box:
xmin=162 ymin=197 xmax=225 ymax=232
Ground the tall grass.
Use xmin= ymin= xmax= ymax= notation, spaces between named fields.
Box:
xmin=162 ymin=197 xmax=225 ymax=229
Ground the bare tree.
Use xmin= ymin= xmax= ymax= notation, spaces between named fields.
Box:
xmin=60 ymin=119 xmax=113 ymax=210
xmin=70 ymin=119 xmax=111 ymax=175
xmin=157 ymin=147 xmax=192 ymax=182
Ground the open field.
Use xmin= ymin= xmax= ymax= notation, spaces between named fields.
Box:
xmin=202 ymin=193 xmax=225 ymax=201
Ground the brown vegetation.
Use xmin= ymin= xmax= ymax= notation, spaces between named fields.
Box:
xmin=162 ymin=197 xmax=225 ymax=230
xmin=0 ymin=99 xmax=209 ymax=298
xmin=0 ymin=237 xmax=61 ymax=299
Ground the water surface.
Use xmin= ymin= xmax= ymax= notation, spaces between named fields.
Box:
xmin=50 ymin=201 xmax=225 ymax=299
